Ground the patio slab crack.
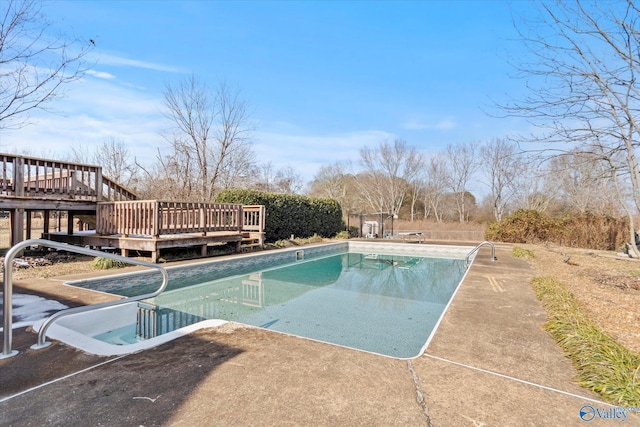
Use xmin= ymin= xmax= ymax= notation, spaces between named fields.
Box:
xmin=407 ymin=359 xmax=434 ymax=426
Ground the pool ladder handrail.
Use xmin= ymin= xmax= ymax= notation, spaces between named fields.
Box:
xmin=2 ymin=238 xmax=169 ymax=359
xmin=465 ymin=241 xmax=498 ymax=267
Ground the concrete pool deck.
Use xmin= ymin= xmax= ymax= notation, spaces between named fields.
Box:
xmin=2 ymin=243 xmax=638 ymax=426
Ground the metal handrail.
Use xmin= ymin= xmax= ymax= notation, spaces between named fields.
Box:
xmin=2 ymin=239 xmax=169 ymax=359
xmin=465 ymin=240 xmax=498 ymax=267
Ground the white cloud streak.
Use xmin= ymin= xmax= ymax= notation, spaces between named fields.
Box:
xmin=1 ymin=65 xmax=399 ymax=184
xmin=402 ymin=117 xmax=458 ymax=131
xmin=253 ymin=129 xmax=396 ymax=181
xmin=92 ymin=52 xmax=185 ymax=74
xmin=0 ymin=75 xmax=167 ymax=164
xmin=86 ymin=70 xmax=116 ymax=80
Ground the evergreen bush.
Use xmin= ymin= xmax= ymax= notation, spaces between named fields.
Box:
xmin=216 ymin=189 xmax=344 ymax=242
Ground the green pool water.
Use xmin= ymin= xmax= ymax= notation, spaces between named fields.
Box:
xmin=94 ymin=252 xmax=467 ymax=358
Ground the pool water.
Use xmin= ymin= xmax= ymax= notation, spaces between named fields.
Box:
xmin=93 ymin=251 xmax=467 ymax=358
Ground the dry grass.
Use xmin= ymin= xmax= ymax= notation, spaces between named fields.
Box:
xmin=394 ymin=219 xmax=486 ymax=232
xmin=2 ymin=253 xmax=96 ymax=280
xmin=0 ymin=217 xmax=72 ymax=250
xmin=393 ymin=220 xmax=487 ymax=241
xmin=533 ymin=276 xmax=640 ymax=405
xmin=521 ymin=243 xmax=640 ymax=355
xmin=515 ymin=243 xmax=640 ymax=405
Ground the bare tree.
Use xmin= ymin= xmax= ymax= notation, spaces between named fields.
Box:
xmin=215 ymin=142 xmax=255 ymax=191
xmin=248 ymin=162 xmax=303 ymax=194
xmin=308 ymin=160 xmax=359 ymax=214
xmin=162 ymin=75 xmax=214 ymax=200
xmin=69 ymin=144 xmax=92 ymax=165
xmin=161 ymin=76 xmax=254 ymax=201
xmin=209 ymin=81 xmax=254 ymax=195
xmin=547 ymin=150 xmax=619 ymax=215
xmin=251 ymin=162 xmax=277 ymax=192
xmin=445 ymin=142 xmax=480 ymax=223
xmin=355 ymin=139 xmax=423 ymax=216
xmin=596 ymin=145 xmax=640 ymax=257
xmin=0 ymin=0 xmax=92 ymax=130
xmin=71 ymin=137 xmax=138 ymax=189
xmin=511 ymin=160 xmax=557 ymax=213
xmin=503 ymin=0 xmax=640 ymax=254
xmin=480 ymin=138 xmax=521 ymax=221
xmin=421 ymin=153 xmax=448 ymax=222
xmin=408 ymin=172 xmax=425 ymax=222
xmin=140 ymin=148 xmax=194 ymax=200
xmin=308 ymin=161 xmax=349 ymax=199
xmin=406 ymin=155 xmax=426 ymax=222
xmin=273 ymin=166 xmax=303 ymax=194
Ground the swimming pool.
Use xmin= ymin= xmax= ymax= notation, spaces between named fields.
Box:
xmin=60 ymin=242 xmax=474 ymax=358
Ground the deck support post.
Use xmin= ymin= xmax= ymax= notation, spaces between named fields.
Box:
xmin=25 ymin=210 xmax=32 ymax=239
xmin=67 ymin=211 xmax=75 ymax=235
xmin=10 ymin=209 xmax=24 ymax=247
xmin=43 ymin=210 xmax=50 ymax=237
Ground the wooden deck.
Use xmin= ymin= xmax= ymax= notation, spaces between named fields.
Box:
xmin=1 ymin=154 xmax=266 ymax=260
xmin=46 ymin=202 xmax=265 ymax=262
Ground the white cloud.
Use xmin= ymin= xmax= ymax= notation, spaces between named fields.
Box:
xmin=401 ymin=117 xmax=458 ymax=131
xmin=253 ymin=129 xmax=396 ymax=181
xmin=435 ymin=119 xmax=457 ymax=130
xmin=402 ymin=120 xmax=429 ymax=130
xmin=86 ymin=70 xmax=116 ymax=80
xmin=67 ymin=77 xmax=163 ymax=116
xmin=92 ymin=52 xmax=185 ymax=74
xmin=0 ymin=67 xmax=403 ymax=186
xmin=0 ymin=74 xmax=167 ymax=165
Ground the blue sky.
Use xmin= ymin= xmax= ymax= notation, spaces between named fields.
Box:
xmin=1 ymin=0 xmax=533 ymax=183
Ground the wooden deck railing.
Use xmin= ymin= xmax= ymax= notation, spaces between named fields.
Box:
xmin=103 ymin=176 xmax=138 ymax=201
xmin=96 ymin=201 xmax=265 ymax=237
xmin=242 ymin=205 xmax=266 ymax=232
xmin=0 ymin=153 xmax=136 ymax=202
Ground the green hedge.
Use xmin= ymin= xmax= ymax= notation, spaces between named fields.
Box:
xmin=215 ymin=189 xmax=344 ymax=242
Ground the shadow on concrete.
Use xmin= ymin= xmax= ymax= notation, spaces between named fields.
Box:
xmin=0 ymin=329 xmax=244 ymax=425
